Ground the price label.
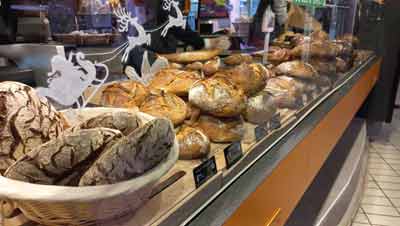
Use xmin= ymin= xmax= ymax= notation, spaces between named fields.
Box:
xmin=193 ymin=156 xmax=217 ymax=188
xmin=293 ymin=0 xmax=326 ymax=7
xmin=224 ymin=141 xmax=243 ymax=169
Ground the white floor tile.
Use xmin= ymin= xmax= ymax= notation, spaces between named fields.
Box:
xmin=378 ymin=182 xmax=400 ymax=190
xmin=366 ymin=214 xmax=400 ymax=225
xmin=354 ymin=213 xmax=370 ymax=224
xmin=368 ymin=163 xmax=393 ymax=170
xmin=389 ymin=198 xmax=400 ymax=207
xmin=380 ymin=153 xmax=400 ymax=160
xmin=362 ymin=204 xmax=400 ymax=216
xmin=371 ymin=175 xmax=400 ymax=184
xmin=369 ymin=168 xmax=399 ymax=177
xmin=362 ymin=196 xmax=392 ymax=206
xmin=384 ymin=190 xmax=400 ymax=198
xmin=364 ymin=188 xmax=386 ymax=197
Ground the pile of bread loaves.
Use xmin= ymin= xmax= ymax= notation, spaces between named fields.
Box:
xmin=98 ymin=30 xmax=359 ymax=162
xmin=0 ymin=82 xmax=175 ymax=186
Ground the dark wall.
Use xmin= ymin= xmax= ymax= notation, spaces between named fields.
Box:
xmin=358 ymin=0 xmax=400 ymax=123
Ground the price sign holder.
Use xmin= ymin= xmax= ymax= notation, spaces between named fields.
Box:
xmin=224 ymin=141 xmax=243 ymax=169
xmin=193 ymin=156 xmax=218 ymax=188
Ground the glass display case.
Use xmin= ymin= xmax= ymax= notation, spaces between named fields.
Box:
xmin=0 ymin=0 xmax=381 ymax=226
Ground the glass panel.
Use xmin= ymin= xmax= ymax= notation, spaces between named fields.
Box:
xmin=0 ymin=0 xmax=380 ymax=225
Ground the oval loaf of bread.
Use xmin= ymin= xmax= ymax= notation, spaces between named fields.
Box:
xmin=5 ymin=128 xmax=122 ymax=185
xmin=79 ymin=118 xmax=175 ymax=186
xmin=0 ymin=82 xmax=66 ymax=174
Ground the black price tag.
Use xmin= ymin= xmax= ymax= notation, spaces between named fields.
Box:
xmin=193 ymin=156 xmax=217 ymax=188
xmin=255 ymin=126 xmax=268 ymax=141
xmin=270 ymin=113 xmax=281 ymax=130
xmin=224 ymin=141 xmax=243 ymax=169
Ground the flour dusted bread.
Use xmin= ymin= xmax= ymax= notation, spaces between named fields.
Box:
xmin=291 ymin=41 xmax=337 ymax=59
xmin=268 ymin=47 xmax=291 ymax=65
xmin=203 ymin=57 xmax=220 ymax=76
xmin=224 ymin=54 xmax=253 ymax=66
xmin=100 ymin=80 xmax=149 ymax=108
xmin=244 ymin=91 xmax=278 ymax=125
xmin=188 ymin=76 xmax=247 ymax=118
xmin=0 ymin=82 xmax=66 ymax=174
xmin=5 ymin=128 xmax=122 ymax=185
xmin=221 ymin=63 xmax=268 ymax=96
xmin=79 ymin=118 xmax=174 ymax=186
xmin=162 ymin=49 xmax=222 ymax=63
xmin=148 ymin=69 xmax=201 ymax=96
xmin=275 ymin=60 xmax=318 ymax=79
xmin=185 ymin=62 xmax=204 ymax=71
xmin=140 ymin=90 xmax=188 ymax=126
xmin=68 ymin=111 xmax=142 ymax=136
xmin=194 ymin=115 xmax=244 ymax=143
xmin=177 ymin=125 xmax=210 ymax=160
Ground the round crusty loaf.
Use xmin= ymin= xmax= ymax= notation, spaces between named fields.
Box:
xmin=290 ymin=41 xmax=337 ymax=59
xmin=177 ymin=125 xmax=210 ymax=160
xmin=244 ymin=91 xmax=278 ymax=125
xmin=185 ymin=62 xmax=204 ymax=71
xmin=5 ymin=128 xmax=122 ymax=185
xmin=224 ymin=54 xmax=253 ymax=66
xmin=0 ymin=82 xmax=66 ymax=175
xmin=194 ymin=115 xmax=244 ymax=143
xmin=148 ymin=69 xmax=201 ymax=96
xmin=203 ymin=57 xmax=220 ymax=76
xmin=140 ymin=90 xmax=188 ymax=126
xmin=274 ymin=60 xmax=318 ymax=79
xmin=101 ymin=80 xmax=149 ymax=108
xmin=189 ymin=76 xmax=247 ymax=118
xmin=79 ymin=118 xmax=174 ymax=186
xmin=221 ymin=63 xmax=268 ymax=96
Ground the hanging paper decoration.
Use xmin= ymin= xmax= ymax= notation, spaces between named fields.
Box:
xmin=39 ymin=1 xmax=187 ymax=108
xmin=161 ymin=0 xmax=187 ymax=37
xmin=114 ymin=7 xmax=151 ymax=63
xmin=36 ymin=52 xmax=109 ymax=108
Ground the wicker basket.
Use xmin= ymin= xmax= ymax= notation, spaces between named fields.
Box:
xmin=0 ymin=108 xmax=179 ymax=226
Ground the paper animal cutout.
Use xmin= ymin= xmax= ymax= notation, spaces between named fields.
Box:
xmin=37 ymin=52 xmax=109 ymax=108
xmin=161 ymin=0 xmax=186 ymax=37
xmin=115 ymin=7 xmax=151 ymax=63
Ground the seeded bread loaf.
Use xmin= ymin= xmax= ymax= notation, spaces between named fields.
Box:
xmin=0 ymin=82 xmax=66 ymax=174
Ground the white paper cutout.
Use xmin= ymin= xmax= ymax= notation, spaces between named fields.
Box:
xmin=37 ymin=52 xmax=109 ymax=108
xmin=115 ymin=7 xmax=151 ymax=63
xmin=161 ymin=0 xmax=186 ymax=37
xmin=38 ymin=3 xmax=187 ymax=108
xmin=141 ymin=51 xmax=169 ymax=85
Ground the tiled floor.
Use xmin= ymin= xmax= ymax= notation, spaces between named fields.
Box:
xmin=352 ymin=111 xmax=400 ymax=226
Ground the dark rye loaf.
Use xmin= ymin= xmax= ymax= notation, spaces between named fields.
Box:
xmin=0 ymin=82 xmax=66 ymax=175
xmin=79 ymin=118 xmax=174 ymax=186
xmin=5 ymin=128 xmax=122 ymax=185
